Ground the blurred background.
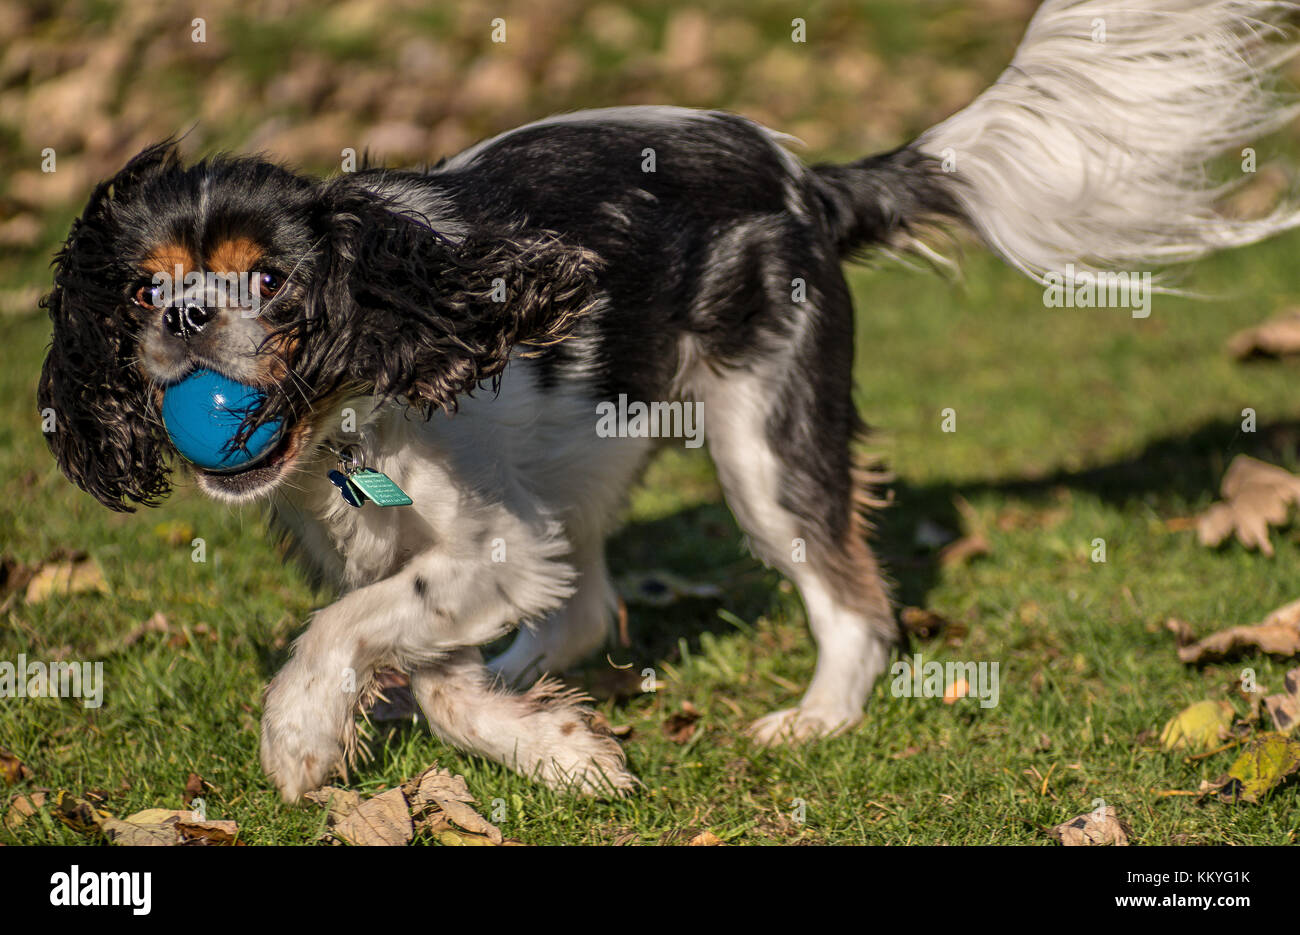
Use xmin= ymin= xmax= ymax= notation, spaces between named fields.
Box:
xmin=0 ymin=0 xmax=1045 ymax=291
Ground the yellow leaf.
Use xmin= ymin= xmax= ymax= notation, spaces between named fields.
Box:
xmin=1224 ymin=733 xmax=1300 ymax=803
xmin=1160 ymin=700 xmax=1233 ymax=753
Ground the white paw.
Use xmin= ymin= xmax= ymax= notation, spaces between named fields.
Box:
xmin=260 ymin=678 xmax=348 ymax=802
xmin=747 ymin=706 xmax=862 ymax=747
xmin=531 ymin=720 xmax=639 ymax=797
xmin=513 ymin=686 xmax=639 ymax=796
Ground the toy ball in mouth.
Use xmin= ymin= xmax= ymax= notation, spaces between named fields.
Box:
xmin=161 ymin=369 xmax=284 ymax=472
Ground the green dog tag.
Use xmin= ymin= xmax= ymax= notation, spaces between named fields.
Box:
xmin=346 ymin=469 xmax=413 ymax=507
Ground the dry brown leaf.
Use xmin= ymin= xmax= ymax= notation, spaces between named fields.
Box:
xmin=688 ymin=830 xmax=724 ymax=846
xmin=101 ymin=809 xmax=186 ymax=846
xmin=937 ymin=533 xmax=990 ymax=568
xmin=1263 ymin=666 xmax=1300 ymax=733
xmin=939 ymin=496 xmax=992 ymax=568
xmin=1196 ymin=455 xmax=1300 ymax=556
xmin=1227 ymin=308 xmax=1300 ymax=359
xmin=4 ymin=791 xmax=46 ymax=830
xmin=122 ymin=612 xmax=171 ymax=647
xmin=408 ymin=766 xmax=503 ymax=844
xmin=1049 ymin=806 xmax=1130 ymax=846
xmin=0 ymin=749 xmax=32 ymax=786
xmin=99 ymin=808 xmax=238 ymax=846
xmin=1171 ymin=598 xmax=1300 ymax=663
xmin=182 ymin=772 xmax=205 ymax=805
xmin=24 ymin=555 xmax=109 ymax=603
xmin=332 ymin=787 xmax=412 ymax=847
xmin=663 ymin=701 xmax=702 ymax=744
xmin=174 ymin=819 xmax=241 ymax=845
xmin=52 ymin=790 xmax=112 ymax=835
xmin=0 ymin=556 xmax=38 ymax=604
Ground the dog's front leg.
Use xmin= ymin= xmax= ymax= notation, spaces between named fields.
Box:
xmin=261 ymin=532 xmax=576 ymax=802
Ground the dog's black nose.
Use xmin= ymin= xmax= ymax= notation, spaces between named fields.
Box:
xmin=162 ymin=301 xmax=215 ymax=339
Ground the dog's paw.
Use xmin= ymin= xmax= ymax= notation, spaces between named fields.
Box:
xmin=514 ymin=680 xmax=639 ymax=796
xmin=260 ymin=677 xmax=348 ymax=802
xmin=260 ymin=719 xmax=343 ymax=802
xmin=746 ymin=705 xmax=862 ymax=747
xmin=532 ymin=725 xmax=639 ymax=797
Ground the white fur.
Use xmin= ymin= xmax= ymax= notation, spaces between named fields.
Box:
xmin=260 ymin=360 xmax=650 ymax=799
xmin=917 ymin=0 xmax=1300 ymax=280
xmin=682 ymin=356 xmax=894 ymax=744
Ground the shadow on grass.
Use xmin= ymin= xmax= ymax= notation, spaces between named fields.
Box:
xmin=262 ymin=415 xmax=1300 ymax=739
xmin=599 ymin=414 xmax=1300 ymax=674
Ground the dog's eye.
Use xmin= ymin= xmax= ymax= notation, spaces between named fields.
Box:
xmin=258 ymin=271 xmax=285 ymax=299
xmin=132 ymin=282 xmax=165 ymax=309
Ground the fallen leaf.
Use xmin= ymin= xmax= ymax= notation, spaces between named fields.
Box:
xmin=4 ymin=791 xmax=46 ymax=830
xmin=937 ymin=533 xmax=990 ymax=568
xmin=0 ymin=556 xmax=38 ymax=604
xmin=174 ymin=819 xmax=241 ymax=845
xmin=1261 ymin=666 xmax=1300 ymax=734
xmin=0 ymin=749 xmax=32 ymax=786
xmin=182 ymin=772 xmax=205 ymax=805
xmin=1049 ymin=806 xmax=1130 ymax=846
xmin=939 ymin=496 xmax=991 ymax=568
xmin=97 ymin=808 xmax=240 ymax=846
xmin=408 ymin=766 xmax=503 ymax=844
xmin=1160 ymin=700 xmax=1235 ymax=753
xmin=122 ymin=612 xmax=170 ymax=647
xmin=1227 ymin=308 xmax=1300 ymax=359
xmin=24 ymin=554 xmax=109 ymax=603
xmin=52 ymin=790 xmax=112 ymax=835
xmin=663 ymin=701 xmax=702 ymax=744
xmin=305 ymin=786 xmax=362 ymax=818
xmin=1171 ymin=598 xmax=1300 ymax=663
xmin=688 ymin=830 xmax=724 ymax=846
xmin=101 ymin=809 xmax=186 ymax=846
xmin=1196 ymin=455 xmax=1300 ymax=556
xmin=1221 ymin=733 xmax=1300 ymax=803
xmin=328 ymin=787 xmax=412 ymax=847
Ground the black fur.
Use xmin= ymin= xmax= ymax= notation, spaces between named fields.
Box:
xmin=40 ymin=107 xmax=961 ymax=555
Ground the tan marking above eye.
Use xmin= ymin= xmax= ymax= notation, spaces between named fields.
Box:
xmin=142 ymin=244 xmax=195 ymax=276
xmin=206 ymin=236 xmax=262 ymax=274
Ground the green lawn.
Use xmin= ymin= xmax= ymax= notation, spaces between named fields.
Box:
xmin=4 ymin=228 xmax=1300 ymax=844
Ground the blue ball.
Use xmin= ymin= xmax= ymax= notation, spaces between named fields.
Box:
xmin=162 ymin=369 xmax=284 ymax=472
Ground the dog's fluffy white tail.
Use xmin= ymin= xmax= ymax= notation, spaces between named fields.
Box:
xmin=914 ymin=0 xmax=1300 ymax=280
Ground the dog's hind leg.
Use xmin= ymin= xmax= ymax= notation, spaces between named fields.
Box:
xmin=487 ymin=538 xmax=616 ymax=688
xmin=410 ymin=648 xmax=635 ymax=795
xmin=690 ymin=273 xmax=899 ymax=745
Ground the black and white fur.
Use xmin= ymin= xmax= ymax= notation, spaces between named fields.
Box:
xmin=39 ymin=0 xmax=1300 ymax=800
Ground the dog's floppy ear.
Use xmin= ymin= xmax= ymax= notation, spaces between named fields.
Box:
xmin=38 ymin=141 xmax=182 ymax=511
xmin=296 ymin=181 xmax=603 ymax=415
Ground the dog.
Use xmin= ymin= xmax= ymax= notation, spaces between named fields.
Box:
xmin=38 ymin=0 xmax=1300 ymax=800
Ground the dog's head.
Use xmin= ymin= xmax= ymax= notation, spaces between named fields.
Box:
xmin=39 ymin=141 xmax=601 ymax=509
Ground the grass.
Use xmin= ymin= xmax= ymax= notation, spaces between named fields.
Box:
xmin=4 ymin=230 xmax=1300 ymax=845
xmin=4 ymin=0 xmax=1300 ymax=845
